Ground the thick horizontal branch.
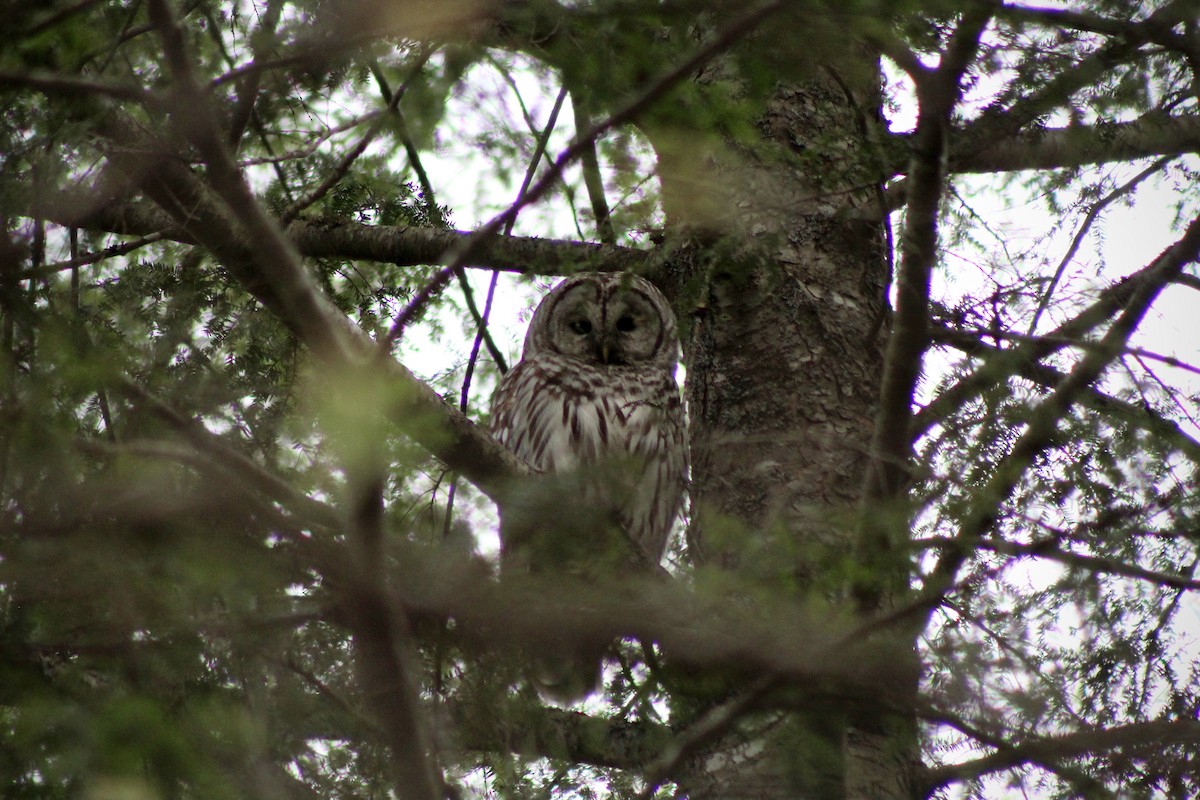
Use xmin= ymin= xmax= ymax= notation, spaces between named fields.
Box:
xmin=924 ymin=718 xmax=1200 ymax=791
xmin=0 ymin=68 xmax=156 ymax=104
xmin=452 ymin=700 xmax=673 ymax=771
xmin=949 ymin=113 xmax=1200 ymax=174
xmin=287 ymin=534 xmax=916 ymax=778
xmin=79 ymin=123 xmax=1194 ymax=274
xmin=883 ymin=114 xmax=1200 ymax=208
xmin=396 ymin=552 xmax=919 ymax=712
xmin=32 ymin=114 xmax=1200 ymax=235
xmin=38 ymin=196 xmax=657 ymax=278
xmin=286 ymin=217 xmax=655 ymax=275
xmin=867 ymin=113 xmax=1200 ymax=213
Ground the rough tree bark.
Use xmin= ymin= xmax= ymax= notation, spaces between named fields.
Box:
xmin=647 ymin=48 xmax=917 ymax=797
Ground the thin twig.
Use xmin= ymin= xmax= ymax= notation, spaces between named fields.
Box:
xmin=115 ymin=377 xmax=341 ymax=529
xmin=25 ymin=0 xmax=106 ymax=36
xmin=912 ymin=247 xmax=1200 ymax=443
xmin=380 ymin=52 xmax=511 ymax=372
xmin=375 ymin=57 xmax=439 ymax=213
xmin=451 ymin=82 xmax=570 ymax=378
xmin=939 ymin=323 xmax=1200 ymax=378
xmin=487 ymin=55 xmax=588 ymax=238
xmin=224 ymin=0 xmax=284 ymax=147
xmin=438 ymin=85 xmax=570 ymax=544
xmin=441 ymin=87 xmax=571 ymax=374
xmin=237 ymin=109 xmax=389 ymax=166
xmin=456 ymin=269 xmax=509 ymax=374
xmin=284 ymin=656 xmax=384 ymax=736
xmin=282 ymin=48 xmax=434 ymax=222
xmin=19 ymin=231 xmax=168 ymax=280
xmin=1130 ymin=352 xmax=1200 ymax=433
xmin=1027 ymin=156 xmax=1172 ymax=334
xmin=384 ymin=265 xmax=458 ymax=344
xmin=925 ymin=325 xmax=1200 ymax=462
xmin=572 ymin=94 xmax=617 ymax=245
xmin=636 ymin=676 xmax=778 ymax=797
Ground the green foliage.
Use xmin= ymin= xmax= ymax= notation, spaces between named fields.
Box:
xmin=0 ymin=1 xmax=1199 ymax=798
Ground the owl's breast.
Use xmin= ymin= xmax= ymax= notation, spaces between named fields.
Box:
xmin=491 ymin=357 xmax=678 ymax=475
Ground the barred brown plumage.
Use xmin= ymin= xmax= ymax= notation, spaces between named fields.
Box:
xmin=489 ymin=272 xmax=688 ymax=702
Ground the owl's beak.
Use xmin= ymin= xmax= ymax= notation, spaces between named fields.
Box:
xmin=595 ymin=333 xmax=624 ymax=364
xmin=598 ymin=334 xmax=623 ymax=365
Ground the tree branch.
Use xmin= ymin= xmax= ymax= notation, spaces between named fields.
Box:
xmin=115 ymin=377 xmax=344 ymax=530
xmin=386 ymin=0 xmax=786 ymax=302
xmin=452 ymin=698 xmax=673 ymax=772
xmin=923 ymin=718 xmax=1200 ymax=792
xmin=949 ymin=113 xmax=1200 ymax=174
xmin=911 ymin=244 xmax=1200 ymax=445
xmin=925 ymin=324 xmax=1200 ymax=463
xmin=90 ymin=95 xmax=525 ymax=504
xmin=917 ymin=208 xmax=1200 ymax=629
xmin=37 ymin=194 xmax=658 ymax=278
xmin=343 ymin=477 xmax=446 ymax=800
xmin=637 ymin=675 xmax=778 ymax=797
xmin=396 ymin=554 xmax=917 ymax=711
xmin=149 ymin=2 xmax=448 ymax=797
xmin=1027 ymin=156 xmax=1172 ymax=334
xmin=0 ymin=68 xmax=156 ymax=104
xmin=1000 ymin=0 xmax=1196 ymax=49
xmin=921 ymin=706 xmax=1114 ymax=797
xmin=858 ymin=4 xmax=994 ymax=603
xmin=915 ymin=534 xmax=1200 ymax=591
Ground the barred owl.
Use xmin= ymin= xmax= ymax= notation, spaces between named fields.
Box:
xmin=490 ymin=272 xmax=687 ymax=699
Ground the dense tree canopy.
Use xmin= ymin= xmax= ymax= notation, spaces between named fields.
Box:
xmin=2 ymin=1 xmax=1199 ymax=798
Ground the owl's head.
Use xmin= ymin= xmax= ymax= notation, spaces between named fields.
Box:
xmin=524 ymin=273 xmax=678 ymax=368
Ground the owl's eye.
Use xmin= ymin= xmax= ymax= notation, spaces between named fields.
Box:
xmin=569 ymin=319 xmax=592 ymax=335
xmin=615 ymin=315 xmax=636 ymax=332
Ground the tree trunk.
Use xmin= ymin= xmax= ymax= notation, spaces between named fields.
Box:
xmin=653 ymin=59 xmax=920 ymax=798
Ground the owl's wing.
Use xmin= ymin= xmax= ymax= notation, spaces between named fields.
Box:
xmin=492 ymin=361 xmax=597 ymax=566
xmin=619 ymin=384 xmax=687 ymax=565
xmin=491 ymin=360 xmax=583 ymax=473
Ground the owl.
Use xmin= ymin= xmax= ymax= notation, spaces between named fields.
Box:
xmin=490 ymin=272 xmax=688 ymax=698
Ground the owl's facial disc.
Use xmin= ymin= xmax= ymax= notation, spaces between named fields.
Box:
xmin=603 ymin=294 xmax=663 ymax=364
xmin=541 ymin=278 xmax=668 ymax=366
